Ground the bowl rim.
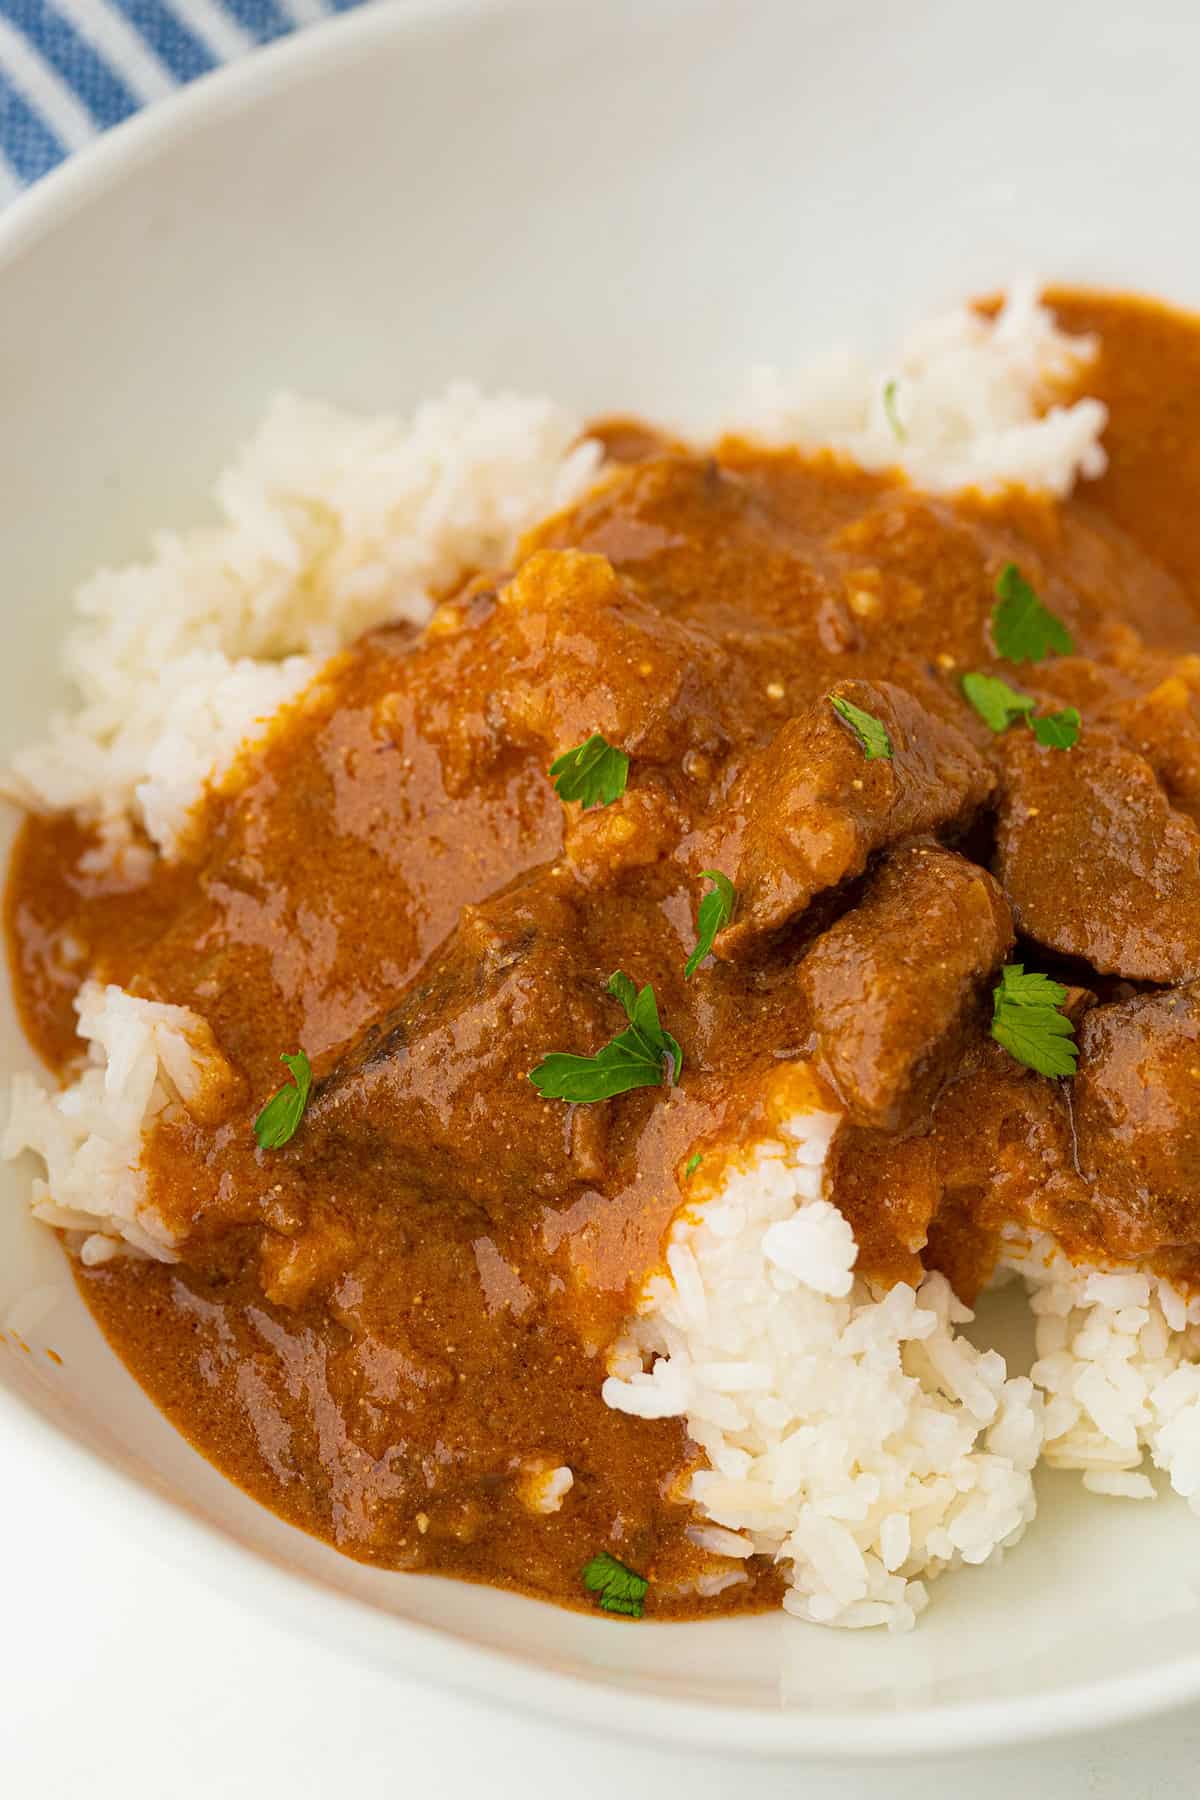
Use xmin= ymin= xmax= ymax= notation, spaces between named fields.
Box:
xmin=4 ymin=0 xmax=1200 ymax=1757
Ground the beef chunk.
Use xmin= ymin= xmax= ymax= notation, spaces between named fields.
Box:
xmin=798 ymin=843 xmax=1013 ymax=1130
xmin=994 ymin=730 xmax=1200 ymax=982
xmin=303 ymin=876 xmax=615 ymax=1217
xmin=1111 ymin=663 xmax=1200 ymax=822
xmin=925 ymin=1045 xmax=1092 ymax=1260
xmin=829 ymin=1128 xmax=941 ymax=1288
xmin=1074 ymin=983 xmax=1200 ymax=1252
xmin=492 ymin=548 xmax=727 ymax=766
xmin=713 ymin=678 xmax=993 ymax=954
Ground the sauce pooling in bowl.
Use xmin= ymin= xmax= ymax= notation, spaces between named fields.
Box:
xmin=10 ymin=290 xmax=1200 ymax=1616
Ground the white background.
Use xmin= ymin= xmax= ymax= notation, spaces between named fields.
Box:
xmin=3 ymin=1450 xmax=1199 ymax=1799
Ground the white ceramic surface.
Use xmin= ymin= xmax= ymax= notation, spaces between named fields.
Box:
xmin=3 ymin=0 xmax=1200 ymax=1759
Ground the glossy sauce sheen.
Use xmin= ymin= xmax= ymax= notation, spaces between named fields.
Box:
xmin=10 ymin=291 xmax=1200 ymax=1617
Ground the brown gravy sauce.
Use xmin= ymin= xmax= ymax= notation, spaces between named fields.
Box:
xmin=8 ymin=291 xmax=1200 ymax=1616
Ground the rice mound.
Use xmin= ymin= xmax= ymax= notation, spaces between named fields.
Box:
xmin=600 ymin=1134 xmax=1200 ymax=1630
xmin=3 ymin=981 xmax=233 ymax=1266
xmin=746 ymin=277 xmax=1107 ymax=497
xmin=1003 ymin=1231 xmax=1200 ymax=1509
xmin=5 ymin=384 xmax=600 ymax=857
xmin=603 ymin=1097 xmax=1043 ymax=1632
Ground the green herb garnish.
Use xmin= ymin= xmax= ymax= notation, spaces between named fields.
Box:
xmin=991 ymin=563 xmax=1075 ymax=664
xmin=253 ymin=1051 xmax=312 ymax=1150
xmin=529 ymin=972 xmax=682 ymax=1104
xmin=684 ymin=870 xmax=736 ymax=979
xmin=990 ymin=964 xmax=1078 ymax=1078
xmin=882 ymin=379 xmax=906 ymax=442
xmin=684 ymin=1152 xmax=704 ymax=1180
xmin=1030 ymin=706 xmax=1081 ymax=750
xmin=961 ymin=672 xmax=1079 ymax=750
xmin=582 ymin=1551 xmax=649 ymax=1618
xmin=961 ymin=671 xmax=1036 ymax=733
xmin=548 ymin=733 xmax=629 ymax=809
xmin=829 ymin=694 xmax=893 ymax=761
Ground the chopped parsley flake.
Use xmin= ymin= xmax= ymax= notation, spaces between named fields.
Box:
xmin=829 ymin=694 xmax=893 ymax=761
xmin=961 ymin=673 xmax=1080 ymax=750
xmin=882 ymin=379 xmax=906 ymax=442
xmin=684 ymin=1152 xmax=704 ymax=1180
xmin=253 ymin=1051 xmax=312 ymax=1150
xmin=529 ymin=972 xmax=682 ymax=1104
xmin=1030 ymin=706 xmax=1081 ymax=750
xmin=684 ymin=870 xmax=736 ymax=979
xmin=548 ymin=733 xmax=629 ymax=809
xmin=582 ymin=1551 xmax=649 ymax=1618
xmin=990 ymin=964 xmax=1078 ymax=1079
xmin=961 ymin=672 xmax=1036 ymax=733
xmin=991 ymin=563 xmax=1075 ymax=663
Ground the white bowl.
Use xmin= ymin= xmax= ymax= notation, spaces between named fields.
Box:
xmin=4 ymin=0 xmax=1200 ymax=1758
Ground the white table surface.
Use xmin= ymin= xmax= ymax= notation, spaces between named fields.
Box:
xmin=3 ymin=1446 xmax=1198 ymax=1799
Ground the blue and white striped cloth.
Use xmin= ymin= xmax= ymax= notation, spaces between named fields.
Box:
xmin=0 ymin=0 xmax=365 ymax=202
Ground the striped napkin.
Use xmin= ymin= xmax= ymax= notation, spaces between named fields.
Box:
xmin=0 ymin=0 xmax=364 ymax=203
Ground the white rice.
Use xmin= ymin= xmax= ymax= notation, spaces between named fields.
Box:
xmin=5 ymin=384 xmax=600 ymax=857
xmin=746 ymin=277 xmax=1107 ymax=497
xmin=600 ymin=1133 xmax=1200 ymax=1629
xmin=3 ymin=981 xmax=232 ymax=1265
xmin=516 ymin=1461 xmax=576 ymax=1516
xmin=603 ymin=1084 xmax=1043 ymax=1632
xmin=1003 ymin=1231 xmax=1200 ymax=1512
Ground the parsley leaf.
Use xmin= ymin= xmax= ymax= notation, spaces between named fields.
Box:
xmin=994 ymin=967 xmax=1072 ymax=1007
xmin=962 ymin=673 xmax=1081 ymax=751
xmin=684 ymin=870 xmax=736 ymax=979
xmin=253 ymin=1051 xmax=313 ymax=1150
xmin=882 ymin=379 xmax=906 ymax=442
xmin=829 ymin=694 xmax=893 ymax=761
xmin=1030 ymin=706 xmax=1081 ymax=750
xmin=684 ymin=1152 xmax=704 ymax=1180
xmin=548 ymin=733 xmax=629 ymax=809
xmin=991 ymin=564 xmax=1075 ymax=663
xmin=582 ymin=1551 xmax=649 ymax=1618
xmin=529 ymin=972 xmax=682 ymax=1103
xmin=990 ymin=964 xmax=1078 ymax=1078
xmin=604 ymin=971 xmax=682 ymax=1080
xmin=961 ymin=671 xmax=1036 ymax=733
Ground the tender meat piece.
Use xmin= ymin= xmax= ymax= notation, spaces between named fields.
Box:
xmin=921 ymin=1194 xmax=1004 ymax=1310
xmin=1073 ymin=984 xmax=1200 ymax=1254
xmin=712 ymin=679 xmax=993 ymax=953
xmin=829 ymin=1128 xmax=941 ymax=1288
xmin=798 ymin=843 xmax=1013 ymax=1131
xmin=491 ymin=547 xmax=728 ymax=766
xmin=1059 ymin=984 xmax=1099 ymax=1025
xmin=560 ymin=777 xmax=687 ymax=880
xmin=528 ymin=451 xmax=879 ymax=640
xmin=1110 ymin=659 xmax=1200 ymax=822
xmin=302 ymin=876 xmax=616 ymax=1219
xmin=925 ymin=1043 xmax=1095 ymax=1262
xmin=994 ymin=730 xmax=1200 ymax=982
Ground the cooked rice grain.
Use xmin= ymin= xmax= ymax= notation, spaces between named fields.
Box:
xmin=746 ymin=278 xmax=1107 ymax=497
xmin=1003 ymin=1230 xmax=1200 ymax=1513
xmin=3 ymin=982 xmax=234 ymax=1264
